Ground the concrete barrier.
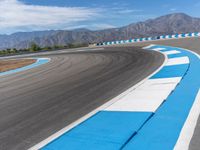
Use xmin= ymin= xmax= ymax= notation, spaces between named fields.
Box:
xmin=96 ymin=32 xmax=200 ymax=46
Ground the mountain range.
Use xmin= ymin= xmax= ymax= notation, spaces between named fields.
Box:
xmin=0 ymin=13 xmax=200 ymax=50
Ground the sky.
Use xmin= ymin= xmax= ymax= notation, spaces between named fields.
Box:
xmin=0 ymin=0 xmax=200 ymax=34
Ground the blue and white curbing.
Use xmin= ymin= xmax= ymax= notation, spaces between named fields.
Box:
xmin=30 ymin=45 xmax=200 ymax=150
xmin=97 ymin=32 xmax=200 ymax=46
xmin=0 ymin=58 xmax=50 ymax=76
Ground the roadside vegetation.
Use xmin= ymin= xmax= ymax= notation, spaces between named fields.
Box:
xmin=0 ymin=42 xmax=89 ymax=56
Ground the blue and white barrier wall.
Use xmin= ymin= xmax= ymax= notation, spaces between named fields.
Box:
xmin=96 ymin=32 xmax=200 ymax=46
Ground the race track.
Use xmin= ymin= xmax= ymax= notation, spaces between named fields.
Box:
xmin=0 ymin=47 xmax=164 ymax=150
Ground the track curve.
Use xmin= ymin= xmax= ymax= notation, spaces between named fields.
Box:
xmin=0 ymin=47 xmax=164 ymax=150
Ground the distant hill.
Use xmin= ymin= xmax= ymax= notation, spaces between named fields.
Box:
xmin=0 ymin=13 xmax=200 ymax=49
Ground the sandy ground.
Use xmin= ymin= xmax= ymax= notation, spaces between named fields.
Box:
xmin=0 ymin=59 xmax=36 ymax=73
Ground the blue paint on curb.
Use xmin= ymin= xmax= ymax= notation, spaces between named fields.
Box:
xmin=42 ymin=111 xmax=152 ymax=150
xmin=151 ymin=64 xmax=189 ymax=79
xmin=0 ymin=58 xmax=50 ymax=76
xmin=123 ymin=46 xmax=200 ymax=150
xmin=167 ymin=53 xmax=186 ymax=58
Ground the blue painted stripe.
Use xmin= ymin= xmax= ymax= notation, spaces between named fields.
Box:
xmin=188 ymin=33 xmax=193 ymax=37
xmin=0 ymin=58 xmax=50 ymax=76
xmin=42 ymin=111 xmax=152 ymax=150
xmin=123 ymin=47 xmax=200 ymax=150
xmin=150 ymin=64 xmax=189 ymax=79
xmin=181 ymin=33 xmax=186 ymax=37
xmin=195 ymin=32 xmax=199 ymax=36
xmin=167 ymin=53 xmax=187 ymax=58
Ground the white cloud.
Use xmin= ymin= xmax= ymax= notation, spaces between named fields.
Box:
xmin=0 ymin=0 xmax=99 ymax=34
xmin=170 ymin=8 xmax=177 ymax=12
xmin=91 ymin=24 xmax=116 ymax=30
xmin=117 ymin=9 xmax=143 ymax=14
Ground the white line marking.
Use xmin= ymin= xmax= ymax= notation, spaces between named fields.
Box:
xmin=166 ymin=57 xmax=189 ymax=66
xmin=137 ymin=82 xmax=178 ymax=90
xmin=152 ymin=48 xmax=166 ymax=51
xmin=144 ymin=77 xmax=182 ymax=85
xmin=174 ymin=89 xmax=200 ymax=150
xmin=105 ymin=77 xmax=181 ymax=112
xmin=143 ymin=44 xmax=155 ymax=49
xmin=172 ymin=35 xmax=177 ymax=38
xmin=104 ymin=98 xmax=163 ymax=112
xmin=104 ymin=90 xmax=171 ymax=112
xmin=163 ymin=50 xmax=181 ymax=55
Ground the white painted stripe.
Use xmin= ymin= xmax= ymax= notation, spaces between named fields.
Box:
xmin=191 ymin=33 xmax=195 ymax=37
xmin=125 ymin=40 xmax=129 ymax=43
xmin=184 ymin=33 xmax=189 ymax=37
xmin=143 ymin=44 xmax=155 ymax=49
xmin=172 ymin=35 xmax=176 ymax=38
xmin=137 ymin=83 xmax=177 ymax=90
xmin=105 ymin=90 xmax=171 ymax=112
xmin=145 ymin=77 xmax=182 ymax=85
xmin=105 ymin=77 xmax=181 ymax=112
xmin=178 ymin=34 xmax=183 ymax=38
xmin=105 ymin=98 xmax=163 ymax=112
xmin=166 ymin=57 xmax=189 ymax=66
xmin=136 ymin=39 xmax=140 ymax=42
xmin=152 ymin=48 xmax=166 ymax=51
xmin=163 ymin=50 xmax=181 ymax=55
xmin=142 ymin=38 xmax=146 ymax=41
xmin=174 ymin=89 xmax=200 ymax=150
xmin=165 ymin=35 xmax=171 ymax=39
xmin=138 ymin=77 xmax=181 ymax=90
xmin=114 ymin=90 xmax=172 ymax=100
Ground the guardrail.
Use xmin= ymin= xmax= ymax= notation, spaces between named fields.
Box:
xmin=96 ymin=32 xmax=200 ymax=46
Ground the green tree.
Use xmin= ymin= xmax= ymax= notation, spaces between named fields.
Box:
xmin=29 ymin=42 xmax=41 ymax=52
xmin=10 ymin=48 xmax=17 ymax=54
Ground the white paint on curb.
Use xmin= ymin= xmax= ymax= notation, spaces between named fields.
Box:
xmin=174 ymin=89 xmax=200 ymax=150
xmin=166 ymin=57 xmax=189 ymax=66
xmin=143 ymin=44 xmax=155 ymax=49
xmin=152 ymin=48 xmax=166 ymax=51
xmin=163 ymin=50 xmax=181 ymax=55
xmin=104 ymin=89 xmax=172 ymax=112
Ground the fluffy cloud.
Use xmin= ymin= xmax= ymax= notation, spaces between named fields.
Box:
xmin=0 ymin=0 xmax=99 ymax=34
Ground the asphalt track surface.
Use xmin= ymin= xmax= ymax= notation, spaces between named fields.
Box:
xmin=0 ymin=47 xmax=164 ymax=150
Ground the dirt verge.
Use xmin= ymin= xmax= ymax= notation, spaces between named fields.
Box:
xmin=0 ymin=59 xmax=36 ymax=73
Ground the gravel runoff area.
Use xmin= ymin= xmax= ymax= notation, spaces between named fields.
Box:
xmin=0 ymin=59 xmax=36 ymax=73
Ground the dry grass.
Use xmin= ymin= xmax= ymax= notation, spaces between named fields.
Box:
xmin=0 ymin=59 xmax=36 ymax=73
